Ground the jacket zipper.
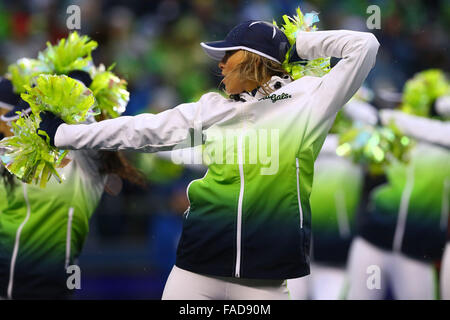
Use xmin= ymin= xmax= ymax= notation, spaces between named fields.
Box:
xmin=392 ymin=164 xmax=414 ymax=252
xmin=296 ymin=158 xmax=304 ymax=229
xmin=235 ymin=133 xmax=245 ymax=278
xmin=65 ymin=207 xmax=74 ymax=269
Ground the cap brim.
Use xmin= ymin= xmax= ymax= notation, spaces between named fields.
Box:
xmin=200 ymin=41 xmax=237 ymax=61
xmin=0 ymin=101 xmax=14 ymax=111
xmin=0 ymin=105 xmax=31 ymax=122
xmin=200 ymin=41 xmax=282 ymax=64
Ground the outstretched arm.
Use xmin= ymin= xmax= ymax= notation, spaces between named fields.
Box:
xmin=54 ymin=93 xmax=239 ymax=152
xmin=343 ymin=99 xmax=379 ymax=126
xmin=380 ymin=109 xmax=450 ymax=148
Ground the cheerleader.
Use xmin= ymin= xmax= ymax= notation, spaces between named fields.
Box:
xmin=36 ymin=20 xmax=379 ymax=299
xmin=347 ymin=81 xmax=450 ymax=300
xmin=0 ymin=72 xmax=143 ymax=299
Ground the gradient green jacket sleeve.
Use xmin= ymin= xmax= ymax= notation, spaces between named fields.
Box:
xmin=53 ymin=30 xmax=380 ymax=154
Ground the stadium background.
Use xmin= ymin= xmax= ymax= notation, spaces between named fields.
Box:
xmin=0 ymin=0 xmax=448 ymax=299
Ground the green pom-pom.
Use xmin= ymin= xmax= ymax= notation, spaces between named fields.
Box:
xmin=89 ymin=65 xmax=130 ymax=118
xmin=21 ymin=74 xmax=98 ymax=123
xmin=400 ymin=69 xmax=449 ymax=118
xmin=336 ymin=122 xmax=414 ymax=175
xmin=283 ymin=56 xmax=331 ymax=80
xmin=0 ymin=74 xmax=98 ymax=187
xmin=38 ymin=31 xmax=98 ymax=74
xmin=7 ymin=58 xmax=51 ymax=94
xmin=0 ymin=114 xmax=67 ymax=187
xmin=275 ymin=7 xmax=330 ymax=80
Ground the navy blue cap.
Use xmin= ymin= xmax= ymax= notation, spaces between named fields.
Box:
xmin=67 ymin=70 xmax=93 ymax=88
xmin=201 ymin=20 xmax=290 ymax=64
xmin=0 ymin=77 xmax=29 ymax=122
xmin=0 ymin=78 xmax=20 ymax=111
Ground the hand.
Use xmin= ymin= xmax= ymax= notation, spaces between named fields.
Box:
xmin=288 ymin=45 xmax=307 ymax=64
xmin=67 ymin=70 xmax=93 ymax=87
xmin=37 ymin=111 xmax=65 ymax=147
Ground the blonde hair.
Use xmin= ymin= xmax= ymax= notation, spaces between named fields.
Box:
xmin=0 ymin=108 xmax=12 ymax=137
xmin=223 ymin=50 xmax=290 ymax=95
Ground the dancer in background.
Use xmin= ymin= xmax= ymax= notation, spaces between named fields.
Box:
xmin=0 ymin=74 xmax=106 ymax=299
xmin=0 ymin=69 xmax=144 ymax=299
xmin=436 ymin=95 xmax=450 ymax=300
xmin=347 ymin=70 xmax=450 ymax=300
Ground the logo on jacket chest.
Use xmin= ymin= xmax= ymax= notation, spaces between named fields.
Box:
xmin=259 ymin=92 xmax=292 ymax=103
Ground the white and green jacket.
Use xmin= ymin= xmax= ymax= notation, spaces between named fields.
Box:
xmin=53 ymin=30 xmax=380 ymax=279
xmin=0 ymin=150 xmax=105 ymax=299
xmin=359 ymin=110 xmax=450 ymax=261
xmin=310 ymin=134 xmax=363 ymax=265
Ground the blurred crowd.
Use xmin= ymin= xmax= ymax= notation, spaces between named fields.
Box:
xmin=0 ymin=0 xmax=448 ymax=299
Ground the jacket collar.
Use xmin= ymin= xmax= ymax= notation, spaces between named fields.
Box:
xmin=230 ymin=75 xmax=292 ymax=102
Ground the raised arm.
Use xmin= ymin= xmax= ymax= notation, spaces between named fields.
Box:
xmin=54 ymin=93 xmax=239 ymax=152
xmin=380 ymin=109 xmax=450 ymax=148
xmin=343 ymin=99 xmax=379 ymax=126
xmin=295 ymin=30 xmax=380 ymax=143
